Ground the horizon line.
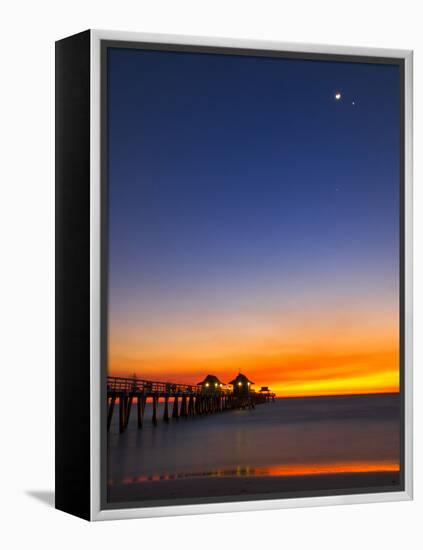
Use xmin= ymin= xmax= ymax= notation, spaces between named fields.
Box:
xmin=107 ymin=373 xmax=399 ymax=399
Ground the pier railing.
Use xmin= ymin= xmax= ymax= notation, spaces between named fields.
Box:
xmin=108 ymin=376 xmax=201 ymax=396
xmin=107 ymin=376 xmax=231 ymax=396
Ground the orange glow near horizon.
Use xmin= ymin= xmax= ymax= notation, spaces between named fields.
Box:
xmin=108 ymin=285 xmax=399 ymax=397
xmin=108 ymin=334 xmax=399 ymax=398
xmin=108 ymin=351 xmax=399 ymax=398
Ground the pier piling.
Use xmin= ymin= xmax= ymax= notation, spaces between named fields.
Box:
xmin=172 ymin=396 xmax=179 ymax=419
xmin=137 ymin=394 xmax=145 ymax=428
xmin=163 ymin=396 xmax=169 ymax=422
xmin=152 ymin=396 xmax=157 ymax=426
xmin=125 ymin=395 xmax=133 ymax=429
xmin=119 ymin=395 xmax=126 ymax=433
xmin=180 ymin=395 xmax=188 ymax=418
xmin=107 ymin=394 xmax=116 ymax=432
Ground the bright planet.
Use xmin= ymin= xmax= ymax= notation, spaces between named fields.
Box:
xmin=335 ymin=91 xmax=342 ymax=100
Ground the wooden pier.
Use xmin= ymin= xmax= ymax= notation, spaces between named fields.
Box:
xmin=107 ymin=375 xmax=275 ymax=433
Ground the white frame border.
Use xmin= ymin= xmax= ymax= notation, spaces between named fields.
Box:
xmin=89 ymin=29 xmax=413 ymax=521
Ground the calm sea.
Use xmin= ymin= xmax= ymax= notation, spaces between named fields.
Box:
xmin=107 ymin=393 xmax=401 ymax=486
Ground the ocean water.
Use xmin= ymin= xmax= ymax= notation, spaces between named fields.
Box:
xmin=107 ymin=393 xmax=401 ymax=485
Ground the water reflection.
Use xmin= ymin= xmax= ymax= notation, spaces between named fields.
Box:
xmin=108 ymin=394 xmax=401 ymax=486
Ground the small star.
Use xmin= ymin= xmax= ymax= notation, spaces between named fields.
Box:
xmin=352 ymin=100 xmax=356 ymax=106
xmin=335 ymin=92 xmax=342 ymax=101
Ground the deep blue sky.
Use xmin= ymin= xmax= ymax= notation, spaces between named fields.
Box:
xmin=107 ymin=47 xmax=400 ymax=353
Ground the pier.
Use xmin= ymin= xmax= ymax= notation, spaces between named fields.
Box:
xmin=107 ymin=374 xmax=275 ymax=433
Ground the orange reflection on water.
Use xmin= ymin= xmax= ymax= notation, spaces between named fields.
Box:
xmin=119 ymin=461 xmax=399 ymax=484
xmin=256 ymin=461 xmax=399 ymax=476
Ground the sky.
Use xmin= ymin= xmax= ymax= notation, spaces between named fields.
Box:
xmin=106 ymin=47 xmax=401 ymax=397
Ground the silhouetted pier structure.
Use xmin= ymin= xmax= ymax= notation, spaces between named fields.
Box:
xmin=107 ymin=374 xmax=275 ymax=433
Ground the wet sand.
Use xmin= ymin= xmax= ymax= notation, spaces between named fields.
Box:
xmin=108 ymin=471 xmax=401 ymax=505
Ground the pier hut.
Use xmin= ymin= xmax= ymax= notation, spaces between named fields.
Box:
xmin=229 ymin=372 xmax=254 ymax=396
xmin=259 ymin=386 xmax=274 ymax=402
xmin=259 ymin=386 xmax=271 ymax=398
xmin=197 ymin=374 xmax=225 ymax=393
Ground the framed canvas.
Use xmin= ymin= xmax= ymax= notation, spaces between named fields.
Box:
xmin=55 ymin=29 xmax=413 ymax=521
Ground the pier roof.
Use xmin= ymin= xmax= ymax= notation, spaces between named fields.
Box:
xmin=229 ymin=372 xmax=255 ymax=386
xmin=197 ymin=374 xmax=225 ymax=388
